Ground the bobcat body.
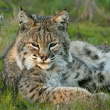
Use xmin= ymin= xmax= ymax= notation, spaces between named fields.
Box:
xmin=2 ymin=8 xmax=110 ymax=104
xmin=70 ymin=41 xmax=110 ymax=71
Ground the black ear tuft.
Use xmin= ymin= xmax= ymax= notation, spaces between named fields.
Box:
xmin=64 ymin=6 xmax=67 ymax=11
xmin=20 ymin=6 xmax=23 ymax=11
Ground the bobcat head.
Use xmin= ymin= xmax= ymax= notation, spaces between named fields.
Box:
xmin=15 ymin=7 xmax=71 ymax=70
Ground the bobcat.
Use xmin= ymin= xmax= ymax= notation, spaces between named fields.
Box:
xmin=2 ymin=7 xmax=110 ymax=104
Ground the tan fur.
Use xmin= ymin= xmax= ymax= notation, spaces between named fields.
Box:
xmin=8 ymin=47 xmax=16 ymax=62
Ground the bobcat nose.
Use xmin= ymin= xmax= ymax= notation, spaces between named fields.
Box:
xmin=40 ymin=55 xmax=48 ymax=61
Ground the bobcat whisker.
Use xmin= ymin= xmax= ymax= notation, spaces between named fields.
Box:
xmin=32 ymin=56 xmax=37 ymax=60
xmin=50 ymin=57 xmax=56 ymax=60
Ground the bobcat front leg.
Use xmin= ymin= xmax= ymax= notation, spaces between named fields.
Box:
xmin=18 ymin=71 xmax=106 ymax=104
xmin=19 ymin=83 xmax=96 ymax=104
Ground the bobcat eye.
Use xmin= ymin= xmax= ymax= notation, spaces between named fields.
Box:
xmin=30 ymin=43 xmax=39 ymax=50
xmin=49 ymin=43 xmax=58 ymax=50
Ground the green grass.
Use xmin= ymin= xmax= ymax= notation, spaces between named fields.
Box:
xmin=68 ymin=22 xmax=110 ymax=45
xmin=0 ymin=87 xmax=110 ymax=110
xmin=1 ymin=0 xmax=110 ymax=109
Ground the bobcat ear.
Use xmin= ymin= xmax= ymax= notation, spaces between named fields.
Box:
xmin=52 ymin=8 xmax=69 ymax=29
xmin=18 ymin=7 xmax=34 ymax=30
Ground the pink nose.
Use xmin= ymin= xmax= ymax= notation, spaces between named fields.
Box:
xmin=40 ymin=55 xmax=48 ymax=61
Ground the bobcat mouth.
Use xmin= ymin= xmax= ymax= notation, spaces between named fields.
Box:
xmin=38 ymin=62 xmax=50 ymax=64
xmin=37 ymin=62 xmax=52 ymax=69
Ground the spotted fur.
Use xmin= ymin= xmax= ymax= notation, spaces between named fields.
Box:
xmin=2 ymin=8 xmax=110 ymax=104
xmin=70 ymin=41 xmax=110 ymax=71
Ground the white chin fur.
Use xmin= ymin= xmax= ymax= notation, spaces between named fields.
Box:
xmin=37 ymin=63 xmax=52 ymax=70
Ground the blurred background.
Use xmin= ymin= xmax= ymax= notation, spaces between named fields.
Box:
xmin=1 ymin=0 xmax=110 ymax=71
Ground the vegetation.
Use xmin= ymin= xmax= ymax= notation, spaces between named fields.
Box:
xmin=0 ymin=0 xmax=110 ymax=109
